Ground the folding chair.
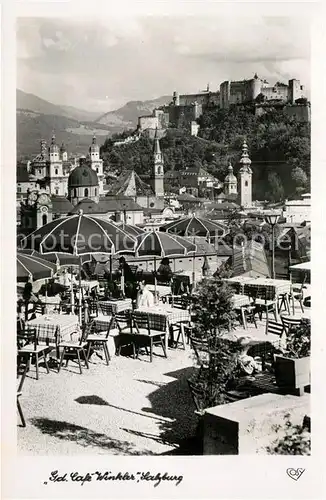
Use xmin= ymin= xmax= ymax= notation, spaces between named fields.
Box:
xmin=17 ymin=326 xmax=50 ymax=381
xmin=132 ymin=311 xmax=167 ymax=363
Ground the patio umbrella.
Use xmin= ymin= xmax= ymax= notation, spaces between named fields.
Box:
xmin=134 ymin=231 xmax=197 ymax=298
xmin=18 ymin=249 xmax=92 ymax=267
xmin=17 ymin=252 xmax=57 ymax=283
xmin=160 ymin=216 xmax=227 ymax=284
xmin=160 ymin=215 xmax=227 ymax=240
xmin=20 ymin=211 xmax=137 ymax=320
xmin=117 ymin=223 xmax=145 ymax=237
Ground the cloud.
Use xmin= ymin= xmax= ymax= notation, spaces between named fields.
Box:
xmin=16 ymin=16 xmax=310 ymax=112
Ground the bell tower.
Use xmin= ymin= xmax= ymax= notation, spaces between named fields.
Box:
xmin=151 ymin=128 xmax=164 ymax=198
xmin=238 ymin=140 xmax=252 ymax=208
xmin=89 ymin=134 xmax=104 ymax=195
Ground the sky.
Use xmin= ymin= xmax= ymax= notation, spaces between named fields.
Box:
xmin=17 ymin=16 xmax=310 ymax=113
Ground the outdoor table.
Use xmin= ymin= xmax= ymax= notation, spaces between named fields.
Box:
xmin=98 ymin=298 xmax=132 ymax=314
xmin=27 ymin=314 xmax=79 ymax=346
xmin=147 ymin=284 xmax=171 ymax=297
xmin=231 ymin=294 xmax=251 ymax=309
xmin=138 ymin=305 xmax=191 ymax=350
xmin=38 ymin=295 xmax=61 ymax=314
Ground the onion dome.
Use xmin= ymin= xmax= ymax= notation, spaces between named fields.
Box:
xmin=49 ymin=134 xmax=59 ymax=154
xmin=239 ymin=140 xmax=252 ymax=173
xmin=89 ymin=134 xmax=99 ymax=153
xmin=68 ymin=162 xmax=99 ymax=188
xmin=224 ymin=162 xmax=237 ymax=182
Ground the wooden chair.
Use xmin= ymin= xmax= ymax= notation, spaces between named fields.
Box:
xmin=242 ymin=305 xmax=258 ymax=328
xmin=250 ymin=289 xmax=278 ymax=322
xmin=88 ymin=299 xmax=98 ymax=319
xmin=17 ymin=327 xmax=50 ymax=381
xmin=132 ymin=312 xmax=167 ymax=363
xmin=189 ymin=335 xmax=210 ymax=372
xmin=84 ymin=319 xmax=112 ymax=365
xmin=110 ymin=311 xmax=135 ymax=357
xmin=187 ymin=379 xmax=206 ymax=415
xmin=265 ymin=320 xmax=286 ymax=353
xmin=57 ymin=326 xmax=89 ymax=375
xmin=98 ymin=301 xmax=113 ymax=316
xmin=281 ymin=315 xmax=302 ymax=335
xmin=290 ymin=280 xmax=306 ymax=314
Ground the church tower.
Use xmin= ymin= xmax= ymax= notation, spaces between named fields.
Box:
xmin=238 ymin=140 xmax=253 ymax=208
xmin=151 ymin=128 xmax=164 ymax=198
xmin=48 ymin=134 xmax=65 ymax=196
xmin=224 ymin=162 xmax=237 ymax=196
xmin=89 ymin=134 xmax=104 ymax=195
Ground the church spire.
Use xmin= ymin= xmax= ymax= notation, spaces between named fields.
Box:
xmin=153 ymin=128 xmax=161 ymax=155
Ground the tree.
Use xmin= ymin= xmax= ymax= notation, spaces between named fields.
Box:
xmin=266 ymin=172 xmax=285 ymax=202
xmin=291 ymin=166 xmax=309 ymax=194
xmin=189 ymin=277 xmax=239 ymax=408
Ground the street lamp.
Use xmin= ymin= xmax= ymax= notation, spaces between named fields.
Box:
xmin=265 ymin=211 xmax=280 ymax=279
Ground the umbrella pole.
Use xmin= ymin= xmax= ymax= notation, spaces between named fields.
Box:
xmin=121 ymin=266 xmax=125 ymax=298
xmin=79 ymin=256 xmax=82 ymax=324
xmin=109 ymin=254 xmax=112 ymax=281
xmin=192 ymin=236 xmax=196 ymax=288
xmin=70 ymin=266 xmax=74 ymax=314
xmin=154 ymin=256 xmax=157 ymax=303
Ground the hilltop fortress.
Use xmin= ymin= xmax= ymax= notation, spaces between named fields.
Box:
xmin=138 ymin=73 xmax=310 ymax=136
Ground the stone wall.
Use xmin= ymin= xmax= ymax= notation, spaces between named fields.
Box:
xmin=203 ymin=393 xmax=310 ymax=455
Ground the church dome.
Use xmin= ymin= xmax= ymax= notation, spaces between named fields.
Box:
xmin=68 ymin=163 xmax=99 ymax=188
xmin=224 ymin=163 xmax=237 ymax=182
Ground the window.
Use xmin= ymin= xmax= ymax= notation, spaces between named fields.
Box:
xmin=39 ymin=169 xmax=42 ymax=174
xmin=17 ymin=187 xmax=22 ymax=193
xmin=73 ymin=188 xmax=77 ymax=197
xmin=95 ymin=188 xmax=97 ymax=196
xmin=55 ymin=169 xmax=58 ymax=175
xmin=84 ymin=188 xmax=89 ymax=197
xmin=55 ymin=189 xmax=59 ymax=195
xmin=245 ymin=181 xmax=248 ymax=187
xmin=42 ymin=214 xmax=47 ymax=226
xmin=96 ymin=168 xmax=99 ymax=173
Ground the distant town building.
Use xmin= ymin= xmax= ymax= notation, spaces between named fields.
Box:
xmin=283 ymin=193 xmax=311 ymax=224
xmin=104 ymin=129 xmax=165 ymax=210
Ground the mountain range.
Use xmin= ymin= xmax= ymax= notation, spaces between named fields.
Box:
xmin=16 ymin=89 xmax=171 ymax=159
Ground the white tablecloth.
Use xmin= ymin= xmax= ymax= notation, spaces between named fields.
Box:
xmin=231 ymin=294 xmax=251 ymax=309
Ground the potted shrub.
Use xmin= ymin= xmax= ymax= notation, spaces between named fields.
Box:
xmin=189 ymin=277 xmax=239 ymax=409
xmin=267 ymin=413 xmax=311 ymax=455
xmin=274 ymin=319 xmax=310 ymax=394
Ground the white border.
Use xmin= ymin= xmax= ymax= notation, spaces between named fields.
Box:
xmin=2 ymin=1 xmax=326 ymax=499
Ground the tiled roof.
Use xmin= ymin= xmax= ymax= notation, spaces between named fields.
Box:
xmin=69 ymin=196 xmax=143 ymax=214
xmin=232 ymin=240 xmax=270 ymax=278
xmin=51 ymin=196 xmax=74 ymax=213
xmin=183 ymin=236 xmax=217 ymax=255
xmin=105 ymin=170 xmax=154 ymax=197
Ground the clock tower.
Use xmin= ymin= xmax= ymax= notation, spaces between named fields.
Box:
xmin=36 ymin=192 xmax=53 ymax=228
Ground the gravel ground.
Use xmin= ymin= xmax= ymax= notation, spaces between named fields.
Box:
xmin=18 ymin=345 xmax=199 ymax=456
xmin=17 ymin=304 xmax=308 ymax=456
